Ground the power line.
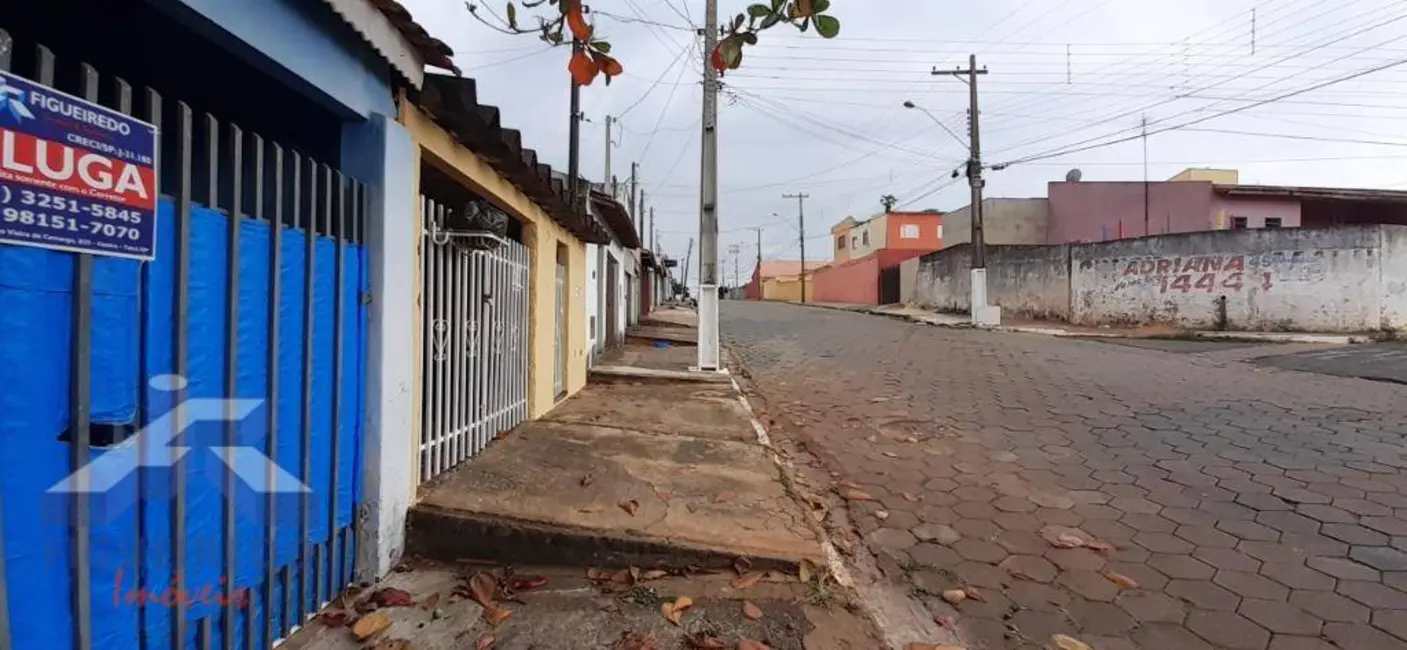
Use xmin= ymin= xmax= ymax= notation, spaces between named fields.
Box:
xmin=616 ymin=41 xmax=695 ymax=117
xmin=996 ymin=53 xmax=1407 ymax=167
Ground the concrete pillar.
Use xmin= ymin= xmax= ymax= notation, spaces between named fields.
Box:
xmin=342 ymin=113 xmax=418 ymax=580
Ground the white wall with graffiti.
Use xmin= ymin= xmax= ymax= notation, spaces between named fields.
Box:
xmin=1071 ymin=226 xmax=1387 ymax=332
xmin=905 ymin=225 xmax=1407 ymax=333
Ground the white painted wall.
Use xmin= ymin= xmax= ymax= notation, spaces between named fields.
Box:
xmin=1071 ymin=227 xmax=1383 ymax=332
xmin=350 ymin=114 xmax=417 ymax=581
xmin=585 ymin=243 xmax=601 ymax=366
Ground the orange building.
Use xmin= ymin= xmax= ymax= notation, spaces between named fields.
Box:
xmin=818 ymin=210 xmax=944 ymax=304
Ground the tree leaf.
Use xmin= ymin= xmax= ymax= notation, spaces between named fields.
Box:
xmin=747 ymin=4 xmax=772 ymax=18
xmin=798 ymin=558 xmax=816 ymax=584
xmin=505 ymin=2 xmax=518 ymax=29
xmin=565 ymin=0 xmax=592 ymax=41
xmin=477 ymin=635 xmax=496 ymax=650
xmin=469 ymin=572 xmax=499 ymax=609
xmin=485 ymin=606 xmax=512 ymax=626
xmin=593 ymin=40 xmax=611 ymax=54
xmin=742 ymin=601 xmax=764 ymax=620
xmin=814 ymin=14 xmax=840 ymax=38
xmin=618 ymin=499 xmax=640 ymax=516
xmin=812 ymin=0 xmax=831 ymax=11
xmin=732 ymin=572 xmax=762 ymax=590
xmin=1104 ymin=572 xmax=1139 ymax=589
xmin=1050 ymin=635 xmax=1092 ymax=650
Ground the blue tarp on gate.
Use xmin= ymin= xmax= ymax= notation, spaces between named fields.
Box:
xmin=0 ymin=197 xmax=366 ymax=650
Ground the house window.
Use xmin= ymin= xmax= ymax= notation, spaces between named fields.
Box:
xmin=836 ymin=236 xmax=846 ymax=250
xmin=900 ymin=224 xmax=920 ymax=239
xmin=862 ymin=231 xmax=870 ymax=246
xmin=936 ymin=224 xmax=944 ymax=239
xmin=1264 ymin=217 xmax=1283 ymax=229
xmin=1232 ymin=216 xmax=1249 ymax=230
xmin=852 ymin=236 xmax=859 ymax=248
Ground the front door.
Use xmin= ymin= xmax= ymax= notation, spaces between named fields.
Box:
xmin=554 ymin=258 xmax=567 ymax=398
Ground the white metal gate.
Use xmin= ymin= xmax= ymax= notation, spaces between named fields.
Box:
xmin=419 ymin=197 xmax=530 ymax=483
xmin=553 ymin=261 xmax=566 ymax=397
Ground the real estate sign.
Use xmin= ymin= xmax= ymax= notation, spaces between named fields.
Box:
xmin=0 ymin=70 xmax=158 ymax=260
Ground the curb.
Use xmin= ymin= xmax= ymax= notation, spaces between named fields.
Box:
xmin=787 ymin=301 xmax=1370 ymax=345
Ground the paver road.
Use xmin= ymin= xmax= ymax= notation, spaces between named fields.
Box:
xmin=722 ymin=301 xmax=1407 ymax=650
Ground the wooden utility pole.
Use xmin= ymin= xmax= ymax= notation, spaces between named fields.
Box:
xmin=783 ymin=192 xmax=809 ymax=302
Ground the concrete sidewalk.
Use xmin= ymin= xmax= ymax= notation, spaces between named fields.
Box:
xmin=799 ymin=301 xmax=1372 ymax=345
xmin=284 ymin=336 xmax=887 ymax=649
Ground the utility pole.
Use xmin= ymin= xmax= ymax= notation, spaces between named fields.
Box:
xmin=935 ymin=54 xmax=997 ymax=326
xmin=1142 ymin=114 xmax=1150 ymax=236
xmin=639 ymin=189 xmax=647 ymax=246
xmin=783 ymin=192 xmax=809 ymax=302
xmin=683 ymin=237 xmax=694 ymax=289
xmin=604 ymin=115 xmax=617 ymax=194
xmin=629 ymin=162 xmax=639 ymax=229
xmin=729 ymin=244 xmax=741 ymax=288
xmin=567 ymin=43 xmax=584 ymax=212
xmin=696 ymin=0 xmax=721 ymax=371
xmin=749 ymin=226 xmax=763 ymax=269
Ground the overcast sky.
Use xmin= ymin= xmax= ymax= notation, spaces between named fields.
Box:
xmin=400 ymin=0 xmax=1407 ymax=283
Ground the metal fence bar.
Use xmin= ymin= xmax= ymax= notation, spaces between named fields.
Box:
xmin=453 ymin=244 xmax=465 ymax=463
xmin=262 ymin=138 xmax=279 ymax=650
xmin=171 ymin=98 xmax=194 ymax=650
xmin=298 ymin=156 xmax=315 ymax=623
xmin=248 ymin=133 xmax=266 ymax=650
xmin=222 ymin=121 xmax=242 ymax=650
xmin=133 ymin=80 xmax=156 ymax=650
xmin=316 ymin=162 xmax=331 ymax=609
xmin=281 ymin=150 xmax=301 ymax=640
xmin=0 ymin=27 xmax=14 ymax=650
xmin=418 ymin=197 xmax=429 ymax=482
xmin=434 ymin=203 xmax=448 ymax=475
xmin=329 ymin=171 xmax=344 ymax=604
xmin=67 ymin=59 xmax=97 ymax=650
xmin=469 ymin=250 xmax=482 ymax=457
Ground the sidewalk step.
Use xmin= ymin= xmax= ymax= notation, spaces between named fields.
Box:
xmin=407 ymin=420 xmax=825 ymax=573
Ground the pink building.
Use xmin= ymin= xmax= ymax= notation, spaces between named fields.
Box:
xmin=1047 ymin=177 xmax=1407 ymax=245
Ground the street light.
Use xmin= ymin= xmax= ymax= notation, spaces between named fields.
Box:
xmin=902 ymin=100 xmax=969 ymax=152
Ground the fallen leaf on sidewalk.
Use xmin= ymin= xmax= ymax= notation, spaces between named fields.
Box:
xmin=964 ymin=586 xmax=986 ymax=602
xmin=841 ymin=488 xmax=874 ymax=502
xmin=734 ymin=557 xmax=753 ymax=577
xmin=905 ymin=436 xmax=919 ymax=443
xmin=616 ymin=631 xmax=659 ymax=650
xmin=316 ymin=611 xmax=349 ymax=628
xmin=1104 ymin=572 xmax=1138 ymax=589
xmin=732 ymin=572 xmax=762 ymax=590
xmin=738 ymin=640 xmax=771 ymax=650
xmin=661 ymin=596 xmax=693 ymax=625
xmin=421 ymin=593 xmax=440 ymax=611
xmin=581 ymin=474 xmax=595 ymax=487
xmin=1050 ymin=634 xmax=1092 ymax=650
xmin=883 ymin=451 xmax=901 ymax=459
xmin=468 ymin=572 xmax=499 ymax=609
xmin=798 ymin=559 xmax=817 ymax=584
xmin=485 ymin=606 xmax=512 ymax=626
xmin=876 ymin=510 xmax=890 ymax=521
xmin=642 ymin=569 xmax=669 ymax=581
xmin=941 ymin=589 xmax=968 ymax=604
xmin=370 ymin=587 xmax=416 ymax=608
xmin=902 ymin=492 xmax=919 ymax=502
xmin=685 ymin=632 xmax=727 ymax=649
xmin=476 ymin=635 xmax=495 ymax=650
xmin=351 ymin=612 xmax=391 ymax=640
xmin=619 ymin=500 xmax=640 ymax=516
xmin=742 ymin=601 xmax=764 ymax=620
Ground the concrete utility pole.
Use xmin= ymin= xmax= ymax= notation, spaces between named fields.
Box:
xmin=640 ymin=189 xmax=648 ymax=246
xmin=696 ymin=0 xmax=721 ymax=371
xmin=935 ymin=55 xmax=998 ymax=326
xmin=630 ymin=162 xmax=640 ymax=230
xmin=1142 ymin=114 xmax=1150 ymax=236
xmin=749 ymin=226 xmax=763 ymax=279
xmin=783 ymin=192 xmax=809 ymax=303
xmin=682 ymin=237 xmax=694 ymax=288
xmin=604 ymin=115 xmax=617 ymax=195
xmin=729 ymin=244 xmax=741 ymax=288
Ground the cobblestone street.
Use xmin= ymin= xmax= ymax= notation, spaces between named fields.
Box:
xmin=723 ymin=301 xmax=1407 ymax=650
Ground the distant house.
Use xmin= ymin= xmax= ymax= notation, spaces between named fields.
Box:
xmin=745 ymin=259 xmax=829 ymax=302
xmin=813 ymin=210 xmax=944 ymax=304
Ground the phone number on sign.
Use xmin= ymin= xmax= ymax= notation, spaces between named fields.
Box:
xmin=2 ymin=206 xmax=143 ymax=240
xmin=1 ymin=186 xmax=144 ymax=224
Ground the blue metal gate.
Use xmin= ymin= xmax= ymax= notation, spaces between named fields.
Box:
xmin=0 ymin=28 xmax=369 ymax=650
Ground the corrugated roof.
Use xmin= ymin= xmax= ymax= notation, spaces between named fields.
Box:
xmin=320 ymin=0 xmax=459 ymax=90
xmin=589 ymin=190 xmax=641 ymax=249
xmin=417 ymin=73 xmax=609 ymax=244
xmin=1215 ymin=184 xmax=1407 ymax=204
